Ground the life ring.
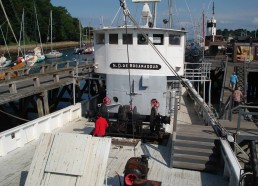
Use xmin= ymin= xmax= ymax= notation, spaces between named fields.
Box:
xmin=151 ymin=99 xmax=160 ymax=108
xmin=103 ymin=96 xmax=111 ymax=105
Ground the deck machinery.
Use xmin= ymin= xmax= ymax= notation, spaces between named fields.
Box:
xmin=92 ymin=0 xmax=186 ymax=142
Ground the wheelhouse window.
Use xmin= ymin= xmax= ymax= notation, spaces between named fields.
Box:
xmin=137 ymin=34 xmax=148 ymax=45
xmin=169 ymin=34 xmax=181 ymax=45
xmin=153 ymin=34 xmax=164 ymax=45
xmin=123 ymin=34 xmax=133 ymax=44
xmin=109 ymin=34 xmax=118 ymax=44
xmin=96 ymin=33 xmax=105 ymax=44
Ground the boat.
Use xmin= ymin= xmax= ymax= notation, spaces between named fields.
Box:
xmin=0 ymin=60 xmax=27 ymax=79
xmin=45 ymin=10 xmax=63 ymax=59
xmin=82 ymin=24 xmax=94 ymax=54
xmin=0 ymin=55 xmax=11 ymax=68
xmin=0 ymin=1 xmax=256 ymax=185
xmin=83 ymin=44 xmax=94 ymax=54
xmin=74 ymin=20 xmax=86 ymax=54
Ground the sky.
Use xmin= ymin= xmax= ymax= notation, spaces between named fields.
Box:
xmin=51 ymin=0 xmax=258 ymax=38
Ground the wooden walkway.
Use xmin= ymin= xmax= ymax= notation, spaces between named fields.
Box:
xmin=219 ymin=113 xmax=258 ymax=143
xmin=0 ymin=62 xmax=94 ymax=105
xmin=171 ymin=89 xmax=220 ymax=172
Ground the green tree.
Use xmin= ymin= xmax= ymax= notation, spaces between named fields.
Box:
xmin=0 ymin=0 xmax=80 ymax=44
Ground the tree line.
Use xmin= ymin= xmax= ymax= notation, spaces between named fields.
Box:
xmin=0 ymin=0 xmax=92 ymax=46
xmin=217 ymin=28 xmax=258 ymax=38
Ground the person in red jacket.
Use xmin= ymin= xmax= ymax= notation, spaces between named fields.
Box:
xmin=93 ymin=113 xmax=109 ymax=137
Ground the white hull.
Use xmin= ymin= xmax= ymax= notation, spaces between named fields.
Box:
xmin=45 ymin=50 xmax=63 ymax=58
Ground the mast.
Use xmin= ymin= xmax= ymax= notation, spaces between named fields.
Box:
xmin=206 ymin=1 xmax=216 ymax=42
xmin=0 ymin=0 xmax=20 ymax=50
xmin=202 ymin=10 xmax=205 ymax=46
xmin=34 ymin=3 xmax=44 ymax=54
xmin=168 ymin=0 xmax=172 ymax=29
xmin=79 ymin=20 xmax=82 ymax=48
xmin=22 ymin=8 xmax=25 ymax=56
xmin=50 ymin=10 xmax=53 ymax=51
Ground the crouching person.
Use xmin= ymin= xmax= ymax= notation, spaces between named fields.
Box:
xmin=93 ymin=113 xmax=109 ymax=137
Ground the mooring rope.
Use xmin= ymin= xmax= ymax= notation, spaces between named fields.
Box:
xmin=0 ymin=109 xmax=30 ymax=122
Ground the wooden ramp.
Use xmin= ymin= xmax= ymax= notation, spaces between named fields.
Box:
xmin=25 ymin=133 xmax=111 ymax=186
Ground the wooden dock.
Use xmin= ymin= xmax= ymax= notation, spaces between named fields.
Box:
xmin=0 ymin=61 xmax=98 ymax=125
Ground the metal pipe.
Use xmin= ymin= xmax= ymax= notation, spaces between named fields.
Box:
xmin=249 ymin=140 xmax=258 ymax=185
xmin=219 ymin=56 xmax=228 ymax=114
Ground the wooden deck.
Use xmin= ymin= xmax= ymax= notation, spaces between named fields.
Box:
xmin=0 ymin=119 xmax=227 ymax=186
xmin=0 ymin=93 xmax=230 ymax=185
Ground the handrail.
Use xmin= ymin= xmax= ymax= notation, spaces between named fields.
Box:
xmin=184 ymin=79 xmax=242 ymax=185
xmin=231 ymin=104 xmax=258 ymax=111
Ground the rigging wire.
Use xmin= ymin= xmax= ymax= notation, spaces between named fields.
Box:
xmin=0 ymin=0 xmax=21 ymax=53
xmin=110 ymin=6 xmax=122 ymax=27
xmin=9 ymin=0 xmax=21 ymax=26
xmin=0 ymin=24 xmax=11 ymax=59
xmin=184 ymin=0 xmax=196 ymax=39
xmin=124 ymin=14 xmax=137 ymax=157
xmin=120 ymin=0 xmax=138 ymax=156
xmin=33 ymin=0 xmax=44 ymax=54
xmin=173 ymin=0 xmax=183 ymax=30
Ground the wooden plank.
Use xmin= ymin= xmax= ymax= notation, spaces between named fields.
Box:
xmin=78 ymin=137 xmax=111 ymax=186
xmin=25 ymin=133 xmax=55 ymax=186
xmin=45 ymin=133 xmax=92 ymax=176
xmin=43 ymin=173 xmax=78 ymax=186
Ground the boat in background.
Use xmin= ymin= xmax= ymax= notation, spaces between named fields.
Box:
xmin=83 ymin=44 xmax=94 ymax=54
xmin=0 ymin=60 xmax=27 ymax=79
xmin=0 ymin=55 xmax=11 ymax=68
xmin=45 ymin=49 xmax=63 ymax=58
xmin=45 ymin=10 xmax=63 ymax=59
xmin=20 ymin=46 xmax=45 ymax=64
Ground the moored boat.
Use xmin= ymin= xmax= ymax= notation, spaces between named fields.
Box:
xmin=45 ymin=49 xmax=63 ymax=58
xmin=0 ymin=55 xmax=11 ymax=68
xmin=45 ymin=10 xmax=63 ymax=59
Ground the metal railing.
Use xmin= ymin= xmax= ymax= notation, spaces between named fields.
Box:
xmin=183 ymin=79 xmax=242 ymax=186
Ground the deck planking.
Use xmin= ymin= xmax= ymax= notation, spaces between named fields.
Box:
xmin=0 ymin=116 xmax=229 ymax=186
xmin=0 ymin=88 xmax=230 ymax=185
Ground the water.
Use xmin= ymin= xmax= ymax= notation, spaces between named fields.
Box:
xmin=41 ymin=48 xmax=94 ymax=64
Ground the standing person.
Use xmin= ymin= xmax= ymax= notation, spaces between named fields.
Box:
xmin=230 ymin=72 xmax=238 ymax=91
xmin=93 ymin=113 xmax=109 ymax=137
xmin=232 ymin=87 xmax=243 ymax=109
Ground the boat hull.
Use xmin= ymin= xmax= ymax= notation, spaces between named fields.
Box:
xmin=45 ymin=51 xmax=63 ymax=59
